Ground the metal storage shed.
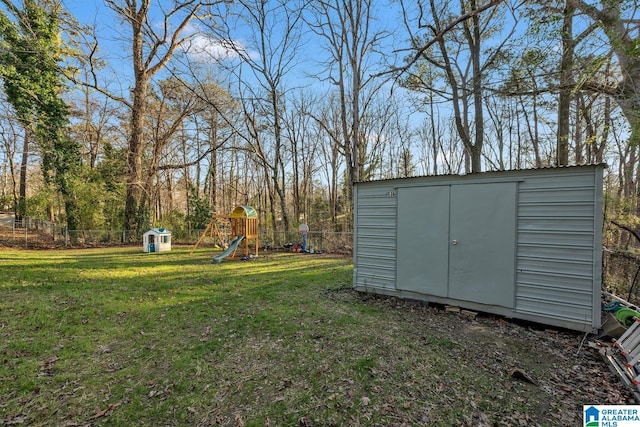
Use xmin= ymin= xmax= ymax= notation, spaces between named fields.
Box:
xmin=353 ymin=165 xmax=605 ymax=332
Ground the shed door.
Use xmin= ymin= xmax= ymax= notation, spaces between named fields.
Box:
xmin=396 ymin=182 xmax=516 ymax=308
xmin=397 ymin=186 xmax=449 ymax=297
xmin=448 ymin=183 xmax=516 ymax=307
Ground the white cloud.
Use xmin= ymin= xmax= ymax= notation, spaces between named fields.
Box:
xmin=183 ymin=35 xmax=255 ymax=62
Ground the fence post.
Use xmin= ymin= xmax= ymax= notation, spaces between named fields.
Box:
xmin=65 ymin=228 xmax=69 ymax=246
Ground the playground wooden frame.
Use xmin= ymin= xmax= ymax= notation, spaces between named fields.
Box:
xmin=191 ymin=206 xmax=258 ymax=259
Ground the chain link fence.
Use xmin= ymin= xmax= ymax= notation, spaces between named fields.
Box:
xmin=258 ymin=230 xmax=353 ymax=254
xmin=183 ymin=229 xmax=353 ymax=254
xmin=3 ymin=216 xmax=353 ymax=254
xmin=4 ymin=217 xmax=140 ymax=247
xmin=603 ymin=248 xmax=640 ymax=305
xmin=4 ymin=216 xmax=65 ymax=247
xmin=602 ymin=221 xmax=640 ymax=305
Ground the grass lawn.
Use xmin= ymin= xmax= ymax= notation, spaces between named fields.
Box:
xmin=0 ymin=246 xmax=631 ymax=426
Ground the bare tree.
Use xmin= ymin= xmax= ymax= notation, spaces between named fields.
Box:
xmin=307 ymin=0 xmax=390 ymax=198
xmin=203 ymin=0 xmax=306 ymax=233
xmin=68 ymin=78 xmax=120 ymax=170
xmin=310 ymin=92 xmax=343 ymax=230
xmin=143 ymin=78 xmax=201 ymax=222
xmin=399 ymin=0 xmax=517 ymax=173
xmin=84 ymin=0 xmax=221 ymax=235
xmin=0 ymin=103 xmax=21 ymax=214
xmin=568 ymin=0 xmax=640 ymax=146
xmin=285 ymin=91 xmax=320 ymax=225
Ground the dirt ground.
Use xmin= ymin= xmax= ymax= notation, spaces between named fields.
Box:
xmin=0 ymin=224 xmax=64 ymax=249
xmin=352 ymin=293 xmax=638 ymax=425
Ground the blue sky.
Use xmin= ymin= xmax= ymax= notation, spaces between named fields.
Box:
xmin=60 ymin=0 xmax=404 ymax=90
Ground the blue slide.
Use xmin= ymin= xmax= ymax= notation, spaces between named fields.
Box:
xmin=213 ymin=235 xmax=245 ymax=264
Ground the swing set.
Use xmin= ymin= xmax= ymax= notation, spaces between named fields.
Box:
xmin=191 ymin=205 xmax=259 ymax=260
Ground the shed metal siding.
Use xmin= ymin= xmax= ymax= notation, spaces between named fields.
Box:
xmin=514 ymin=168 xmax=602 ymax=328
xmin=353 ymin=183 xmax=397 ymax=291
xmin=353 ymin=165 xmax=604 ymax=332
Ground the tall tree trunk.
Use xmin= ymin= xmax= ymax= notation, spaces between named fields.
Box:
xmin=271 ymin=90 xmax=290 ymax=233
xmin=469 ymin=0 xmax=484 ymax=173
xmin=17 ymin=131 xmax=28 ymax=222
xmin=124 ymin=76 xmax=148 ymax=233
xmin=557 ymin=1 xmax=575 ymax=166
xmin=596 ymin=97 xmax=610 ymax=164
xmin=209 ymin=145 xmax=217 ymax=215
xmin=124 ymin=2 xmax=148 ymax=234
xmin=111 ymin=0 xmax=202 ymax=236
xmin=574 ymin=99 xmax=583 ymax=164
xmin=431 ymin=0 xmax=485 ymax=173
xmin=209 ymin=120 xmax=218 ymax=214
xmin=292 ymin=140 xmax=301 ymax=224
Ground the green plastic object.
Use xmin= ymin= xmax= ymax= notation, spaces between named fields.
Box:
xmin=614 ymin=307 xmax=640 ymax=327
xmin=212 ymin=235 xmax=245 ymax=264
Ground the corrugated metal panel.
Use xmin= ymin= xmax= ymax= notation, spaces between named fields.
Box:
xmin=514 ymin=167 xmax=600 ymax=328
xmin=354 ymin=184 xmax=397 ymax=291
xmin=353 ymin=165 xmax=604 ymax=332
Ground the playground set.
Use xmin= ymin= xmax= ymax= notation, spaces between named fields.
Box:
xmin=191 ymin=205 xmax=259 ymax=263
xmin=192 ymin=205 xmax=320 ymax=262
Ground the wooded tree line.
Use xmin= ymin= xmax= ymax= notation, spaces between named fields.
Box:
xmin=0 ymin=0 xmax=638 ymax=240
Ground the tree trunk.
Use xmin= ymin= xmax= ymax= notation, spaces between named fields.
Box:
xmin=469 ymin=0 xmax=484 ymax=173
xmin=432 ymin=0 xmax=485 ymax=173
xmin=271 ymin=90 xmax=290 ymax=234
xmin=124 ymin=1 xmax=149 ymax=235
xmin=292 ymin=135 xmax=301 ymax=224
xmin=574 ymin=99 xmax=583 ymax=164
xmin=124 ymin=77 xmax=148 ymax=234
xmin=113 ymin=0 xmax=201 ymax=236
xmin=557 ymin=1 xmax=575 ymax=166
xmin=16 ymin=131 xmax=28 ymax=222
xmin=209 ymin=144 xmax=217 ymax=215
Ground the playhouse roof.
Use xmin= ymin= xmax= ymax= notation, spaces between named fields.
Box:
xmin=144 ymin=228 xmax=171 ymax=235
xmin=231 ymin=205 xmax=257 ymax=218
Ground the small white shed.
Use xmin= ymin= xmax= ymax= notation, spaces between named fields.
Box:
xmin=143 ymin=228 xmax=172 ymax=253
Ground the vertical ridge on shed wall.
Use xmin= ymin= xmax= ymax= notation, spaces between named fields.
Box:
xmin=514 ymin=168 xmax=601 ymax=328
xmin=353 ymin=183 xmax=397 ymax=291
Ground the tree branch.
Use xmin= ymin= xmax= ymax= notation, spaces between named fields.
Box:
xmin=376 ymin=0 xmax=504 ymax=78
xmin=612 ymin=220 xmax=640 ymax=244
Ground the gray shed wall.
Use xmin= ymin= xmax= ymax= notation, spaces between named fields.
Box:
xmin=353 ymin=165 xmax=604 ymax=332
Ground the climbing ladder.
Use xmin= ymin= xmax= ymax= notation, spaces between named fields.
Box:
xmin=615 ymin=318 xmax=640 ymax=356
xmin=612 ymin=318 xmax=640 ymax=390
